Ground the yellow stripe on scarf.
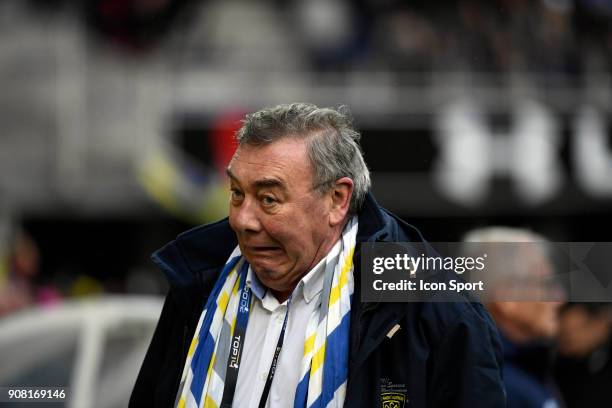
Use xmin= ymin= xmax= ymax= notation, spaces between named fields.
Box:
xmin=204 ymin=395 xmax=219 ymax=408
xmin=217 ymin=291 xmax=230 ymax=313
xmin=215 ymin=265 xmax=240 ymax=315
xmin=187 ymin=336 xmax=199 ymax=358
xmin=203 ymin=351 xmax=218 ymax=407
xmin=206 ymin=352 xmax=217 ymax=379
xmin=217 ymin=266 xmax=239 ymax=314
xmin=304 ymin=333 xmax=316 ymax=356
xmin=310 ymin=247 xmax=354 ymax=376
xmin=311 ymin=342 xmax=327 ymax=374
xmin=329 ymin=247 xmax=354 ymax=306
xmin=229 ymin=276 xmax=241 ymax=335
xmin=203 ymin=269 xmax=241 ymax=408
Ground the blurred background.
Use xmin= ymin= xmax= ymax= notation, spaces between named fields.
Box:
xmin=0 ymin=0 xmax=611 ymax=407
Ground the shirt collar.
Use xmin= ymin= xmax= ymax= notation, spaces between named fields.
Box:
xmin=246 ymin=267 xmax=267 ymax=300
xmin=297 ymin=254 xmax=327 ymax=304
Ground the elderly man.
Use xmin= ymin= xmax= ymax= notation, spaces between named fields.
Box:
xmin=463 ymin=227 xmax=563 ymax=408
xmin=131 ymin=103 xmax=505 ymax=408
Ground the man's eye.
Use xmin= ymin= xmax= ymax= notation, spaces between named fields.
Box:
xmin=261 ymin=196 xmax=277 ymax=206
xmin=230 ymin=189 xmax=244 ymax=201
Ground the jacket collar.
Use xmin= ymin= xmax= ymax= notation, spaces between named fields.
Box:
xmin=151 ymin=217 xmax=237 ymax=287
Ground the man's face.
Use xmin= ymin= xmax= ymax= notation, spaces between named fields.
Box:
xmin=227 ymin=137 xmax=338 ymax=298
xmin=490 ymin=247 xmax=564 ymax=342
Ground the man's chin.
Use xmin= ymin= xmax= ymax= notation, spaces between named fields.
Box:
xmin=249 ymin=264 xmax=289 ymax=290
xmin=249 ymin=261 xmax=278 ymax=278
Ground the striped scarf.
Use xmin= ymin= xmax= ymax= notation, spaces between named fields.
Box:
xmin=176 ymin=216 xmax=358 ymax=408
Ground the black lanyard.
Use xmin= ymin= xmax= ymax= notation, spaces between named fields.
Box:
xmin=258 ymin=300 xmax=290 ymax=408
xmin=219 ymin=274 xmax=291 ymax=408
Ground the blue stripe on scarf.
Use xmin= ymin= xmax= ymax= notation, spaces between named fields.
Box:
xmin=189 ymin=256 xmax=241 ymax=403
xmin=190 ymin=331 xmax=216 ymax=402
xmin=294 ymin=369 xmax=310 ymax=408
xmin=292 ymin=311 xmax=351 ymax=408
xmin=308 ymin=395 xmax=322 ymax=408
xmin=320 ymin=311 xmax=351 ymax=407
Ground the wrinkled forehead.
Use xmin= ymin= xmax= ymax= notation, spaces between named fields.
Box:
xmin=227 ymin=137 xmax=315 ymax=188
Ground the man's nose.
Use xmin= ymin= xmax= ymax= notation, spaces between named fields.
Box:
xmin=231 ymin=199 xmax=262 ymax=234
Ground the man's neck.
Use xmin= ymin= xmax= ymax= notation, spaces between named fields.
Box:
xmin=270 ymin=289 xmax=292 ymax=304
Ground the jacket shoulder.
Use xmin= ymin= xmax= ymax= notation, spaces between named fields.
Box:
xmin=416 ymin=300 xmax=497 ymax=344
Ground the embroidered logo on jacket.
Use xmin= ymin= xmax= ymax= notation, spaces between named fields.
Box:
xmin=382 ymin=392 xmax=406 ymax=408
xmin=380 ymin=377 xmax=408 ymax=407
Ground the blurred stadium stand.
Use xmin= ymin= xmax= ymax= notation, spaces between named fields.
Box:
xmin=1 ymin=1 xmax=611 ymax=406
xmin=0 ymin=0 xmax=611 ymax=293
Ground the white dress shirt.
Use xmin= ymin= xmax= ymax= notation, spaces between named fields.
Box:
xmin=233 ymin=251 xmax=330 ymax=408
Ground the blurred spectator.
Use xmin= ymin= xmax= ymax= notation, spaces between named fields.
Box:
xmin=84 ymin=0 xmax=199 ymax=51
xmin=11 ymin=0 xmax=611 ymax=80
xmin=575 ymin=0 xmax=612 ymax=75
xmin=554 ymin=303 xmax=612 ymax=408
xmin=0 ymin=229 xmax=61 ymax=317
xmin=368 ymin=8 xmax=439 ymax=74
xmin=290 ymin=0 xmax=367 ymax=70
xmin=463 ymin=227 xmax=564 ymax=408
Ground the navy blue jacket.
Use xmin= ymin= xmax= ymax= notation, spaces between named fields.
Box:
xmin=502 ymin=336 xmax=560 ymax=408
xmin=131 ymin=194 xmax=506 ymax=407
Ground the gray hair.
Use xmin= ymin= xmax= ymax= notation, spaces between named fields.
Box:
xmin=462 ymin=226 xmax=552 ymax=282
xmin=235 ymin=103 xmax=371 ymax=214
xmin=462 ymin=227 xmax=548 ymax=245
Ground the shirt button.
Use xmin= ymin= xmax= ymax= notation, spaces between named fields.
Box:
xmin=261 ymin=372 xmax=268 ymax=381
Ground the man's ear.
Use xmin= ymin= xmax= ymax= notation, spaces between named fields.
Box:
xmin=329 ymin=177 xmax=354 ymax=227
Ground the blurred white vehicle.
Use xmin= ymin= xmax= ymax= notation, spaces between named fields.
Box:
xmin=0 ymin=296 xmax=163 ymax=408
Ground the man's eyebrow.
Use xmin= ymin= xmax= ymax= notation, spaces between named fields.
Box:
xmin=253 ymin=178 xmax=285 ymax=190
xmin=226 ymin=168 xmax=286 ymax=190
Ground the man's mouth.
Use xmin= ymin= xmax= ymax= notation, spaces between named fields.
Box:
xmin=247 ymin=246 xmax=283 ymax=255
